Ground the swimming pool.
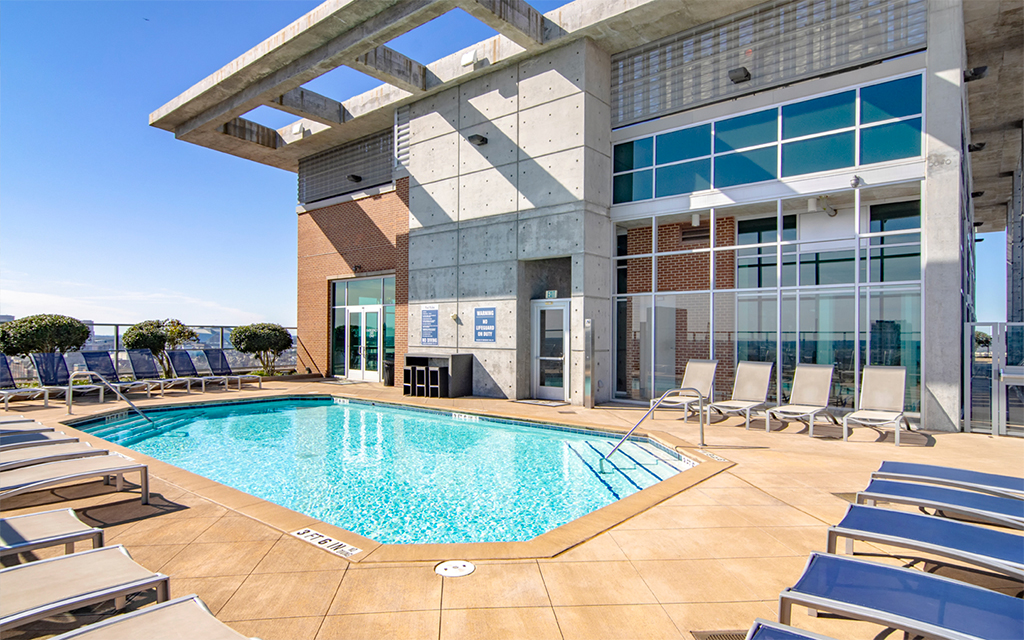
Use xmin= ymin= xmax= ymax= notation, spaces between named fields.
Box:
xmin=79 ymin=397 xmax=694 ymax=544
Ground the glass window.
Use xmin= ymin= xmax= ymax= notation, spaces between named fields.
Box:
xmin=715 ymin=292 xmax=779 ymax=402
xmin=860 ymin=118 xmax=921 ymax=165
xmin=333 ymin=281 xmax=346 ymax=307
xmin=613 ymin=170 xmax=653 ymax=204
xmin=615 ymin=295 xmax=653 ymax=400
xmin=866 ymin=241 xmax=921 ymax=283
xmin=715 ymin=109 xmax=777 ymax=152
xmin=860 ymin=287 xmax=922 ymax=410
xmin=781 ymin=131 xmax=855 ymax=177
xmin=654 ymin=293 xmax=710 ymax=395
xmin=656 ymin=124 xmax=711 ymax=164
xmin=735 ymin=216 xmax=795 ymax=289
xmin=782 ymin=91 xmax=855 ymax=139
xmin=799 ymin=289 xmax=857 ymax=408
xmin=714 ymin=147 xmax=777 ymax=188
xmin=737 ymin=215 xmax=796 ymax=245
xmin=656 ymin=159 xmax=711 ymax=197
xmin=383 ymin=276 xmax=396 ymax=305
xmin=347 ymin=279 xmax=382 ymax=305
xmin=860 ymin=76 xmax=922 ymax=124
xmin=799 ymin=245 xmax=856 ymax=286
xmin=870 ymin=200 xmax=921 ymax=235
xmin=614 ymin=138 xmax=654 ymax=172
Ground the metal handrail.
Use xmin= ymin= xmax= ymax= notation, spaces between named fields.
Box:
xmin=67 ymin=370 xmax=154 ymax=424
xmin=605 ymin=387 xmax=707 ymax=460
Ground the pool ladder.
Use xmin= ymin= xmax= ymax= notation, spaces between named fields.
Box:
xmin=67 ymin=370 xmax=154 ymax=425
xmin=601 ymin=386 xmax=706 ymax=470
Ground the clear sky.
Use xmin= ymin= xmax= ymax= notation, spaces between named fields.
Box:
xmin=0 ymin=0 xmax=1009 ymax=327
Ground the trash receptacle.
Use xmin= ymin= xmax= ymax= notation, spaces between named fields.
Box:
xmin=382 ymin=359 xmax=395 ymax=386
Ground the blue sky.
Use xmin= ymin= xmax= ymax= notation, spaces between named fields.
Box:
xmin=0 ymin=0 xmax=1008 ymax=326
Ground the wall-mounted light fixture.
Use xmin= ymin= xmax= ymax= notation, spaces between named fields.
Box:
xmin=347 ymin=174 xmax=362 ymax=182
xmin=968 ymin=142 xmax=986 ymax=152
xmin=963 ymin=66 xmax=988 ymax=82
xmin=850 ymin=175 xmax=864 ymax=188
xmin=809 ymin=195 xmax=837 ymax=216
xmin=467 ymin=134 xmax=488 ymax=146
xmin=728 ymin=67 xmax=751 ymax=84
xmin=971 ymin=191 xmax=985 ymax=198
xmin=973 ymin=221 xmax=984 ymax=227
xmin=690 ymin=213 xmax=701 ymax=227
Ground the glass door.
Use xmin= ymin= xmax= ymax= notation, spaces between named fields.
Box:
xmin=346 ymin=306 xmax=382 ymax=382
xmin=965 ymin=322 xmax=1024 ymax=437
xmin=532 ymin=299 xmax=570 ymax=401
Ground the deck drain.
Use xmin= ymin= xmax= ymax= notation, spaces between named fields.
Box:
xmin=690 ymin=631 xmax=746 ymax=640
xmin=435 ymin=560 xmax=475 ymax=577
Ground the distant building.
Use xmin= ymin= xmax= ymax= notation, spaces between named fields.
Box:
xmin=0 ymin=315 xmax=13 ymax=324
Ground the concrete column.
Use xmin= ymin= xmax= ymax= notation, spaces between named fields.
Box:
xmin=922 ymin=0 xmax=967 ymax=431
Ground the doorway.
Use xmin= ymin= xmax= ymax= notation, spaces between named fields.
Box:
xmin=531 ymin=299 xmax=570 ymax=401
xmin=346 ymin=306 xmax=381 ymax=382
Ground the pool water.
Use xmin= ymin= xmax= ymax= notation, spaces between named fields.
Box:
xmin=80 ymin=398 xmax=694 ymax=544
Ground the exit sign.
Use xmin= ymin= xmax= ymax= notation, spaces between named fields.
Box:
xmin=545 ymin=290 xmax=557 ymax=299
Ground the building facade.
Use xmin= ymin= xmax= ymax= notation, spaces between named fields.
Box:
xmin=152 ymin=0 xmax=1023 ymax=432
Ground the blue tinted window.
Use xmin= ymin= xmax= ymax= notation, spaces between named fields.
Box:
xmin=782 ymin=91 xmax=855 ymax=139
xmin=657 ymin=125 xmax=711 ymax=164
xmin=861 ymin=76 xmax=922 ymax=124
xmin=860 ymin=118 xmax=921 ymax=164
xmin=655 ymin=159 xmax=711 ymax=197
xmin=614 ymin=138 xmax=653 ymax=172
xmin=714 ymin=147 xmax=777 ymax=188
xmin=781 ymin=131 xmax=855 ymax=177
xmin=613 ymin=170 xmax=653 ymax=203
xmin=715 ymin=109 xmax=777 ymax=152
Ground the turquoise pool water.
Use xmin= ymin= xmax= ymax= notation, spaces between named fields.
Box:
xmin=79 ymin=398 xmax=693 ymax=544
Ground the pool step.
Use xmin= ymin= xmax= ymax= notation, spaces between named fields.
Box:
xmin=83 ymin=415 xmax=192 ymax=446
xmin=567 ymin=440 xmax=683 ymax=497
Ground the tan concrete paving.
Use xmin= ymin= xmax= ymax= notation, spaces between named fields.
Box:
xmin=1 ymin=380 xmax=1021 ymax=640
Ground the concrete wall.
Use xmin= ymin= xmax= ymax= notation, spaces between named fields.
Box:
xmin=405 ymin=38 xmax=613 ymax=403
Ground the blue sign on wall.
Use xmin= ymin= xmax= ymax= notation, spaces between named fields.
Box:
xmin=421 ymin=306 xmax=438 ymax=346
xmin=474 ymin=307 xmax=496 ymax=342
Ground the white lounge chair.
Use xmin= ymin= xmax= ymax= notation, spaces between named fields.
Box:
xmin=0 ymin=430 xmax=79 ymax=451
xmin=651 ymin=359 xmax=717 ymax=421
xmin=705 ymin=361 xmax=774 ymax=429
xmin=766 ymin=364 xmax=838 ymax=435
xmin=1 ymin=441 xmax=109 ymax=472
xmin=842 ymin=366 xmax=911 ymax=445
xmin=0 ymin=454 xmax=150 ymax=504
xmin=50 ymin=594 xmax=251 ymax=639
xmin=1 ymin=508 xmax=104 ymax=560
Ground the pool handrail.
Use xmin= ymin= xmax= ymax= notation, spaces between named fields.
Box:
xmin=606 ymin=386 xmax=706 ymax=459
xmin=66 ymin=371 xmax=154 ymax=426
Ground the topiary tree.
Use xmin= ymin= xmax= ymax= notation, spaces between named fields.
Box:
xmin=122 ymin=319 xmax=198 ymax=377
xmin=231 ymin=323 xmax=293 ymax=376
xmin=0 ymin=314 xmax=91 ymax=356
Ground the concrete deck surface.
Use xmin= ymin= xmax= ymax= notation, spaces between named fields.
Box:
xmin=1 ymin=380 xmax=1021 ymax=640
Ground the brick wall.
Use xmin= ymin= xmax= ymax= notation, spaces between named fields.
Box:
xmin=296 ymin=178 xmax=409 ymax=376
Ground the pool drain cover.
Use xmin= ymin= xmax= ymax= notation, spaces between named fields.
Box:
xmin=435 ymin=560 xmax=475 ymax=577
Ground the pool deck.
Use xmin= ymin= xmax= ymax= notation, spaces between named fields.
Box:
xmin=2 ymin=380 xmax=1021 ymax=640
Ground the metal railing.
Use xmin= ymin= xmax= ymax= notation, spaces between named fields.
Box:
xmin=605 ymin=387 xmax=707 ymax=461
xmin=67 ymin=370 xmax=154 ymax=425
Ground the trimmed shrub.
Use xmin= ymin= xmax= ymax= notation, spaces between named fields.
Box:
xmin=122 ymin=319 xmax=198 ymax=378
xmin=231 ymin=323 xmax=293 ymax=376
xmin=0 ymin=314 xmax=90 ymax=356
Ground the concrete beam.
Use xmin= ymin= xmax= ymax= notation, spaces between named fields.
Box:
xmin=268 ymin=87 xmax=349 ymax=126
xmin=456 ymin=0 xmax=543 ymax=50
xmin=349 ymin=45 xmax=428 ymax=94
xmin=218 ymin=117 xmax=283 ymax=149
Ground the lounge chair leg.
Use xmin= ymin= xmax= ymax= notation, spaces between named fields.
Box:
xmin=115 ymin=595 xmax=127 ymax=610
xmin=140 ymin=468 xmax=149 ymax=505
xmin=778 ymin=596 xmax=793 ymax=625
xmin=157 ymin=578 xmax=170 ymax=602
xmin=846 ymin=537 xmax=854 ymax=554
xmin=65 ymin=542 xmax=74 ymax=554
xmin=744 ymin=409 xmax=750 ymax=430
xmin=895 ymin=422 xmax=900 ymax=447
xmin=843 ymin=416 xmax=849 ymax=441
xmin=115 ymin=473 xmax=123 ymax=492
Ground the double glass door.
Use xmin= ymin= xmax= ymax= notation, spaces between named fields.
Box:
xmin=345 ymin=306 xmax=381 ymax=381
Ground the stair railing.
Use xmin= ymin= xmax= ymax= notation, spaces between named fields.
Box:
xmin=604 ymin=387 xmax=706 ymax=461
xmin=67 ymin=370 xmax=155 ymax=425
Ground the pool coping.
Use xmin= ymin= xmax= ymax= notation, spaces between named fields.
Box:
xmin=61 ymin=392 xmax=734 ymax=563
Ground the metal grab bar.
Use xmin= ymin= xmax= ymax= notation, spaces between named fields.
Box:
xmin=605 ymin=386 xmax=707 ymax=460
xmin=67 ymin=370 xmax=154 ymax=424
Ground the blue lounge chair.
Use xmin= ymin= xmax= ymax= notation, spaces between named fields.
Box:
xmin=30 ymin=353 xmax=105 ymax=404
xmin=745 ymin=619 xmax=837 ymax=640
xmin=125 ymin=349 xmax=195 ymax=393
xmin=856 ymin=479 xmax=1024 ymax=529
xmin=0 ymin=354 xmax=49 ymax=410
xmin=203 ymin=349 xmax=262 ymax=389
xmin=80 ymin=351 xmax=162 ymax=398
xmin=166 ymin=350 xmax=230 ymax=391
xmin=779 ymin=552 xmax=1024 ymax=640
xmin=872 ymin=461 xmax=1024 ymax=500
xmin=828 ymin=503 xmax=1024 ymax=580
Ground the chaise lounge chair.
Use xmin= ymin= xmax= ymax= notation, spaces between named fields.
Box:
xmin=778 ymin=552 xmax=1023 ymax=640
xmin=871 ymin=461 xmax=1024 ymax=500
xmin=50 ymin=594 xmax=251 ymax=640
xmin=204 ymin=348 xmax=262 ymax=389
xmin=1 ymin=353 xmax=50 ymax=410
xmin=0 ymin=453 xmax=150 ymax=504
xmin=827 ymin=503 xmax=1024 ymax=580
xmin=81 ymin=351 xmax=163 ymax=398
xmin=705 ymin=361 xmax=774 ymax=430
xmin=651 ymin=359 xmax=717 ymax=421
xmin=1 ymin=420 xmax=53 ymax=435
xmin=842 ymin=366 xmax=911 ymax=445
xmin=766 ymin=364 xmax=838 ymax=435
xmin=1 ymin=441 xmax=108 ymax=472
xmin=166 ymin=350 xmax=230 ymax=391
xmin=0 ymin=545 xmax=169 ymax=632
xmin=1 ymin=508 xmax=104 ymax=560
xmin=125 ymin=348 xmax=196 ymax=393
xmin=31 ymin=352 xmax=106 ymax=405
xmin=0 ymin=430 xmax=79 ymax=451
xmin=745 ymin=619 xmax=838 ymax=640
xmin=856 ymin=479 xmax=1024 ymax=529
